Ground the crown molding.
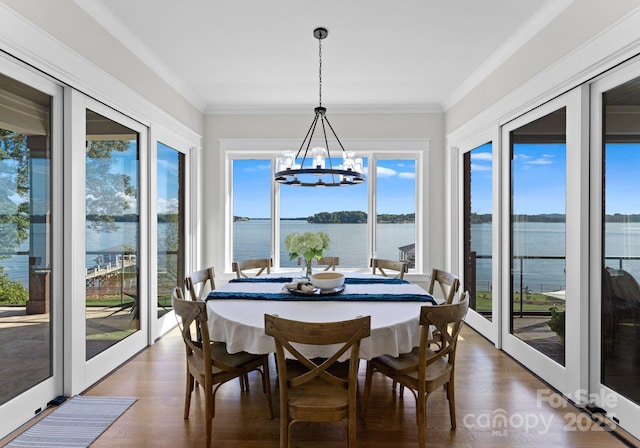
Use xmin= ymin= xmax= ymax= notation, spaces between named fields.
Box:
xmin=443 ymin=0 xmax=574 ymax=111
xmin=74 ymin=0 xmax=207 ymax=112
xmin=0 ymin=1 xmax=202 ymax=143
xmin=205 ymin=103 xmax=443 ymax=115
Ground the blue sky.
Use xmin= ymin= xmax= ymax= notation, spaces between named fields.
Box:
xmin=471 ymin=142 xmax=568 ymax=215
xmin=472 ymin=142 xmax=640 ymax=215
xmin=233 ymin=158 xmax=416 ymax=218
xmin=156 ymin=142 xmax=180 ymax=214
xmin=135 ymin=141 xmax=640 ymax=218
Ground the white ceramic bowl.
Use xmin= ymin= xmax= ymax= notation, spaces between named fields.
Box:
xmin=310 ymin=272 xmax=345 ymax=290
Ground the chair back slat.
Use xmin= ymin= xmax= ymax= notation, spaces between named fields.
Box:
xmin=232 ymin=258 xmax=273 ymax=278
xmin=265 ymin=314 xmax=371 ymax=388
xmin=370 ymin=258 xmax=408 ymax=279
xmin=419 ymin=292 xmax=469 ymax=371
xmin=428 ymin=268 xmax=460 ymax=304
xmin=185 ymin=266 xmax=216 ymax=301
xmin=298 ymin=256 xmax=340 ymax=271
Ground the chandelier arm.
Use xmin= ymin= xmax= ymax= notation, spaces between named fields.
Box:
xmin=295 ymin=111 xmax=321 ymax=164
xmin=319 ymin=117 xmax=338 ymax=184
xmin=322 ymin=115 xmax=348 ymax=154
xmin=300 ymin=111 xmax=322 ymax=165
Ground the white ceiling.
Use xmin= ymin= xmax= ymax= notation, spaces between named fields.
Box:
xmin=79 ymin=0 xmax=565 ymax=114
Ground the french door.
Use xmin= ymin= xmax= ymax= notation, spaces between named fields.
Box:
xmin=0 ymin=57 xmax=63 ymax=439
xmin=67 ymin=93 xmax=149 ymax=391
xmin=459 ymin=130 xmax=499 ymax=343
xmin=500 ymin=88 xmax=589 ymax=395
xmin=150 ymin=133 xmax=191 ymax=340
xmin=590 ymin=59 xmax=640 ymax=439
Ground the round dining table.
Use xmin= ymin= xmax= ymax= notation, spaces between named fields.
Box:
xmin=205 ymin=273 xmax=434 ymax=360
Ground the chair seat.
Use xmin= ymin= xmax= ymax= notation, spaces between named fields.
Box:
xmin=373 ymin=349 xmax=451 ymax=386
xmin=210 ymin=341 xmax=264 ymax=367
xmin=288 ymin=379 xmax=349 ymax=421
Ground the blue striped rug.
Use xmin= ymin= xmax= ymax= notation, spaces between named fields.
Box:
xmin=7 ymin=396 xmax=136 ymax=447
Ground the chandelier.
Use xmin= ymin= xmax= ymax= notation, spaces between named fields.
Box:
xmin=274 ymin=27 xmax=365 ymax=187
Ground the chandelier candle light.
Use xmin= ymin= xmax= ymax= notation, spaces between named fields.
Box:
xmin=274 ymin=27 xmax=365 ymax=187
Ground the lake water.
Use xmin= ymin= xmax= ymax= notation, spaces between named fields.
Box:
xmin=3 ymin=221 xmax=640 ymax=292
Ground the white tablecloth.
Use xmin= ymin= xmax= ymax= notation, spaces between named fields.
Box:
xmin=206 ymin=273 xmax=432 ymax=360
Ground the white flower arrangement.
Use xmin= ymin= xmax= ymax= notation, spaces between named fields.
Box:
xmin=285 ymin=232 xmax=330 ymax=277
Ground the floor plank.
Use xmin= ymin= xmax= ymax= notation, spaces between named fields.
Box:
xmin=3 ymin=325 xmax=638 ymax=447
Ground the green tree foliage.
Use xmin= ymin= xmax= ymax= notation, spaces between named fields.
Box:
xmin=377 ymin=213 xmax=415 ymax=223
xmin=0 ymin=266 xmax=29 ymax=304
xmin=0 ymin=130 xmax=30 ymax=252
xmin=85 ymin=140 xmax=135 ymax=233
xmin=308 ymin=211 xmax=367 ymax=223
xmin=0 ymin=129 xmax=30 ymax=302
xmin=308 ymin=211 xmax=416 ymax=224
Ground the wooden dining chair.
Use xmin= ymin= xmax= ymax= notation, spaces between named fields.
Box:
xmin=172 ymin=287 xmax=273 ymax=447
xmin=232 ymin=258 xmax=273 ymax=278
xmin=185 ymin=266 xmax=216 ymax=301
xmin=297 ymin=256 xmax=340 ymax=271
xmin=264 ymin=314 xmax=371 ymax=448
xmin=361 ymin=293 xmax=469 ymax=448
xmin=370 ymin=258 xmax=408 ymax=279
xmin=427 ymin=268 xmax=461 ymax=350
xmin=185 ymin=266 xmax=250 ymax=389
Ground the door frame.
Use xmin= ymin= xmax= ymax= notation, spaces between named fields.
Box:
xmin=455 ymin=127 xmax=502 ymax=345
xmin=499 ymin=87 xmax=589 ymax=397
xmin=149 ymin=128 xmax=196 ymax=341
xmin=66 ymin=92 xmax=149 ymax=393
xmin=589 ymin=57 xmax=640 ymax=439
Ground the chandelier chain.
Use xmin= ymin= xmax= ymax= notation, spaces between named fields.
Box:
xmin=318 ymin=36 xmax=322 ymax=107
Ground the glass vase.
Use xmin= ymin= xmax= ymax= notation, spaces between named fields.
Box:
xmin=302 ymin=258 xmax=313 ymax=280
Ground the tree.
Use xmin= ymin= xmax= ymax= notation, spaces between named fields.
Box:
xmin=85 ymin=140 xmax=136 ymax=232
xmin=0 ymin=130 xmax=30 ymax=303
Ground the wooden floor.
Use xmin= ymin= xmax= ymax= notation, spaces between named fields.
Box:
xmin=3 ymin=325 xmax=639 ymax=447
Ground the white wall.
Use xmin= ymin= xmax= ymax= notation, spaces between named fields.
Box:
xmin=0 ymin=0 xmax=203 ymax=135
xmin=203 ymin=112 xmax=445 ymax=276
xmin=446 ymin=0 xmax=640 ymax=134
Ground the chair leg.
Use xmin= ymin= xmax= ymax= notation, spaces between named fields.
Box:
xmin=205 ymin=383 xmax=214 ymax=448
xmin=447 ymin=381 xmax=456 ymax=429
xmin=348 ymin=398 xmax=357 ymax=448
xmin=184 ymin=371 xmax=194 ymax=419
xmin=360 ymin=362 xmax=374 ymax=418
xmin=417 ymin=392 xmax=427 ymax=448
xmin=261 ymin=359 xmax=274 ymax=419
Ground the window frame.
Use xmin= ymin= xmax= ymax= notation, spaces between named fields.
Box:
xmin=220 ymin=139 xmax=428 ymax=276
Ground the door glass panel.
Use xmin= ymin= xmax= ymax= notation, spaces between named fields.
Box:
xmin=280 ymin=157 xmax=368 ymax=269
xmin=464 ymin=143 xmax=492 ymax=320
xmin=510 ymin=108 xmax=566 ymax=366
xmin=85 ymin=110 xmax=139 ymax=360
xmin=602 ymin=77 xmax=640 ymax=404
xmin=375 ymin=160 xmax=415 ymax=268
xmin=0 ymin=73 xmax=52 ymax=404
xmin=157 ymin=142 xmax=184 ymax=318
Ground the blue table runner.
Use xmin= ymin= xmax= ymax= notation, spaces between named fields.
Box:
xmin=208 ymin=276 xmax=435 ymax=303
xmin=229 ymin=276 xmax=410 ymax=285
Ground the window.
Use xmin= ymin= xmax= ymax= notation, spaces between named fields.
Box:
xmin=280 ymin=157 xmax=368 ymax=269
xmin=85 ymin=109 xmax=140 ymax=360
xmin=232 ymin=159 xmax=272 ymax=262
xmin=0 ymin=72 xmax=53 ymax=405
xmin=463 ymin=143 xmax=492 ymax=320
xmin=375 ymin=160 xmax=416 ymax=267
xmin=226 ymin=143 xmax=424 ymax=272
xmin=156 ymin=142 xmax=185 ymax=318
xmin=509 ymin=107 xmax=566 ymax=366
